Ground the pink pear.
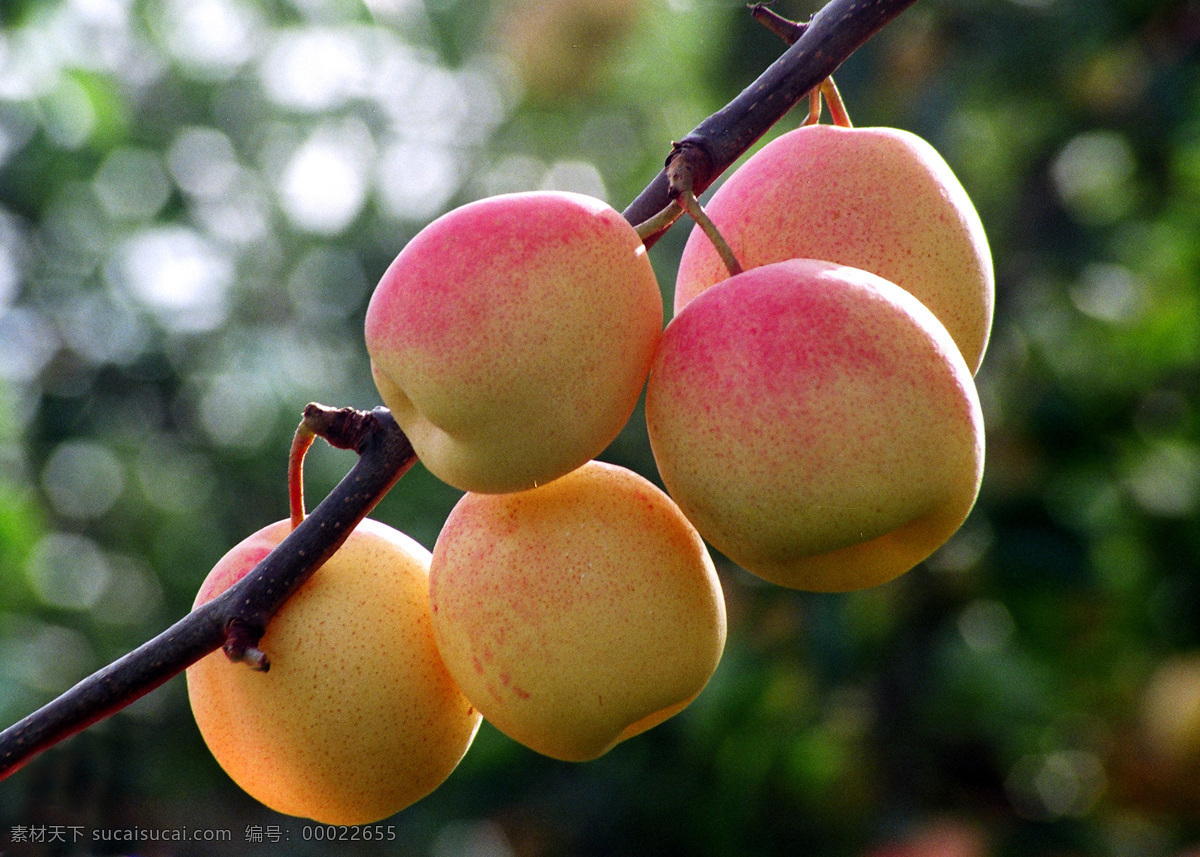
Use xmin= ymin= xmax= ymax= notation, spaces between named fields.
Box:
xmin=675 ymin=124 xmax=993 ymax=374
xmin=647 ymin=258 xmax=984 ymax=592
xmin=365 ymin=191 xmax=662 ymax=494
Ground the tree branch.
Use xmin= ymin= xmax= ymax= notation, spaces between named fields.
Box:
xmin=0 ymin=0 xmax=917 ymax=782
xmin=624 ymin=0 xmax=918 ymax=244
xmin=0 ymin=406 xmax=416 ymax=779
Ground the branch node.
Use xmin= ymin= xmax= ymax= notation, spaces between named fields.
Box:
xmin=301 ymin=403 xmax=381 ymax=454
xmin=224 ymin=621 xmax=271 ymax=672
xmin=665 ymin=138 xmax=714 ymax=182
xmin=666 ymin=151 xmax=744 ymax=278
xmin=749 ymin=3 xmax=808 ymax=45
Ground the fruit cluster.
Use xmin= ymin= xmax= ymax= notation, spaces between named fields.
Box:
xmin=186 ymin=121 xmax=992 ymax=824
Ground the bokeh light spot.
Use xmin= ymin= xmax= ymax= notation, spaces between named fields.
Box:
xmin=167 ymin=127 xmax=241 ymax=199
xmin=108 ymin=226 xmax=234 ymax=332
xmin=377 ymin=140 xmax=461 ymax=222
xmin=259 ymin=26 xmax=370 ymax=112
xmin=1069 ymin=263 xmax=1143 ymax=324
xmin=278 ymin=122 xmax=373 ymax=234
xmin=1 ymin=620 xmax=96 ymax=695
xmin=541 ymin=160 xmax=608 ymax=201
xmin=1052 ymin=130 xmax=1136 ymax=225
xmin=1124 ymin=441 xmax=1200 ymax=517
xmin=26 ymin=532 xmax=113 ymax=611
xmin=41 ymin=439 xmax=126 ymax=520
xmin=957 ymin=599 xmax=1016 ymax=653
xmin=159 ymin=0 xmax=262 ymax=79
xmin=93 ymin=147 xmax=172 ymax=221
xmin=0 ymin=308 xmax=60 ymax=382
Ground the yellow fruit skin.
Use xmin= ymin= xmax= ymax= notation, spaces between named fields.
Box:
xmin=364 ymin=191 xmax=663 ymax=495
xmin=428 ymin=461 xmax=726 ymax=762
xmin=186 ymin=519 xmax=481 ymax=825
xmin=647 ymin=259 xmax=984 ymax=592
xmin=675 ymin=124 xmax=994 ymax=374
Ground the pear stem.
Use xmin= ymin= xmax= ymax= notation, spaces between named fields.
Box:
xmin=289 ymin=422 xmax=316 ymax=528
xmin=634 ymin=198 xmax=684 ymax=242
xmin=802 ymin=87 xmax=823 ymax=125
xmin=821 ymin=77 xmax=853 ymax=128
xmin=667 ymin=151 xmax=744 ymax=278
xmin=754 ymin=8 xmax=853 ymax=129
xmin=680 ymin=192 xmax=743 ymax=278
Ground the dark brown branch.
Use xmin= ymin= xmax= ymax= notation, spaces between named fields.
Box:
xmin=0 ymin=0 xmax=918 ymax=783
xmin=624 ymin=0 xmax=919 ymax=245
xmin=0 ymin=406 xmax=416 ymax=779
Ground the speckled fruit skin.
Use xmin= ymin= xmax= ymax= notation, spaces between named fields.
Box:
xmin=428 ymin=461 xmax=726 ymax=762
xmin=646 ymin=259 xmax=984 ymax=593
xmin=675 ymin=124 xmax=993 ymax=374
xmin=364 ymin=191 xmax=663 ymax=494
xmin=186 ymin=519 xmax=481 ymax=825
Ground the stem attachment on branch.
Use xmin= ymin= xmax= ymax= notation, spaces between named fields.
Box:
xmin=623 ymin=0 xmax=913 ymax=242
xmin=667 ymin=148 xmax=743 ymax=278
xmin=749 ymin=3 xmax=807 ymax=43
xmin=750 ymin=5 xmax=852 ymax=129
xmin=287 ymin=403 xmax=377 ymax=529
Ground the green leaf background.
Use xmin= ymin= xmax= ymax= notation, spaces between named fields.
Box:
xmin=2 ymin=0 xmax=1200 ymax=854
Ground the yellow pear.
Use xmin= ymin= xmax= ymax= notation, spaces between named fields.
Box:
xmin=428 ymin=461 xmax=726 ymax=761
xmin=186 ymin=518 xmax=481 ymax=824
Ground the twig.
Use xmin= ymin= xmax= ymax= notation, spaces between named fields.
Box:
xmin=623 ymin=0 xmax=918 ymax=244
xmin=667 ymin=153 xmax=744 ymax=277
xmin=0 ymin=406 xmax=417 ymax=779
xmin=749 ymin=3 xmax=808 ymax=43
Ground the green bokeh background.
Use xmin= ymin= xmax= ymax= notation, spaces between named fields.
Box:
xmin=2 ymin=0 xmax=1199 ymax=854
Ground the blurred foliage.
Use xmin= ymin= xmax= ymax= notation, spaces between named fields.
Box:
xmin=1 ymin=0 xmax=1200 ymax=854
